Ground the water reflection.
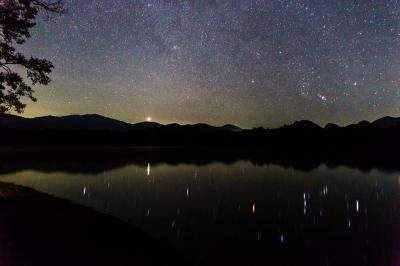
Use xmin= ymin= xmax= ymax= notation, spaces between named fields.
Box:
xmin=0 ymin=149 xmax=400 ymax=266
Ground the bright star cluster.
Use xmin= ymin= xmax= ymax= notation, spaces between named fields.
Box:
xmin=19 ymin=0 xmax=400 ymax=128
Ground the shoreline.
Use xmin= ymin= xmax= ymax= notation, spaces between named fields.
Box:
xmin=0 ymin=146 xmax=399 ymax=174
xmin=0 ymin=182 xmax=193 ymax=266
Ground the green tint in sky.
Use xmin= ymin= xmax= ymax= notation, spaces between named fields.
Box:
xmin=20 ymin=0 xmax=400 ymax=128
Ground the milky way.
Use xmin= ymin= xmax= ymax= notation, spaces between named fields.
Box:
xmin=20 ymin=0 xmax=400 ymax=128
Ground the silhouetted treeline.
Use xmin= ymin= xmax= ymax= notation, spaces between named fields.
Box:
xmin=1 ymin=146 xmax=400 ymax=175
xmin=1 ymin=117 xmax=400 ymax=173
xmin=1 ymin=119 xmax=400 ymax=152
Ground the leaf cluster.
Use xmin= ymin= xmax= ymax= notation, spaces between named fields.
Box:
xmin=0 ymin=0 xmax=64 ymax=113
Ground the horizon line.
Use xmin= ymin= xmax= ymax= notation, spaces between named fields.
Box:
xmin=4 ymin=112 xmax=398 ymax=130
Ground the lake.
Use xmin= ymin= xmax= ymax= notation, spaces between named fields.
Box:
xmin=1 ymin=148 xmax=399 ymax=266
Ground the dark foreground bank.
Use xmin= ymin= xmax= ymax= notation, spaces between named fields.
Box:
xmin=0 ymin=182 xmax=193 ymax=266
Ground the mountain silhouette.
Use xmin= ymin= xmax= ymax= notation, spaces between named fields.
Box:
xmin=0 ymin=114 xmax=132 ymax=131
xmin=372 ymin=116 xmax=400 ymax=129
xmin=1 ymin=113 xmax=400 ymax=174
xmin=221 ymin=124 xmax=242 ymax=132
xmin=130 ymin=121 xmax=163 ymax=130
xmin=3 ymin=113 xmax=400 ymax=137
xmin=0 ymin=114 xmax=242 ymax=132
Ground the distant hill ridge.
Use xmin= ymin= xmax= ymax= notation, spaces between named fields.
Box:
xmin=280 ymin=116 xmax=400 ymax=130
xmin=1 ymin=113 xmax=399 ymax=132
xmin=2 ymin=113 xmax=400 ymax=150
xmin=371 ymin=116 xmax=400 ymax=130
xmin=0 ymin=113 xmax=243 ymax=132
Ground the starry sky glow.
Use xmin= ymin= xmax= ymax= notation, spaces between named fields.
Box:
xmin=19 ymin=0 xmax=400 ymax=128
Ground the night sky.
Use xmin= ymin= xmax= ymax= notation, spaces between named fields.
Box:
xmin=19 ymin=0 xmax=400 ymax=128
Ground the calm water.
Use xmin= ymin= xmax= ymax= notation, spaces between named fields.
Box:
xmin=1 ymin=149 xmax=400 ymax=266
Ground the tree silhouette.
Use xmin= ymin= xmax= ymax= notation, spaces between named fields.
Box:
xmin=0 ymin=0 xmax=65 ymax=114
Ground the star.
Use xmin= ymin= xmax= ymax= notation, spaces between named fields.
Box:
xmin=19 ymin=0 xmax=400 ymax=128
xmin=317 ymin=94 xmax=327 ymax=102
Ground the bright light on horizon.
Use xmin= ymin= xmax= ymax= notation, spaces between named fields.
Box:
xmin=146 ymin=116 xmax=152 ymax=122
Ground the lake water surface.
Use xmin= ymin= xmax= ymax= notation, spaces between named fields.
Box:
xmin=1 ymin=149 xmax=399 ymax=266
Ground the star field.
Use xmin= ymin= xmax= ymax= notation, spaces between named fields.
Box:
xmin=19 ymin=0 xmax=400 ymax=128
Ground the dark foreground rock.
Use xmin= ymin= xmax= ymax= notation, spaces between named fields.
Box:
xmin=0 ymin=182 xmax=194 ymax=266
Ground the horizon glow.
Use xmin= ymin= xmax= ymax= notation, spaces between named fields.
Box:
xmin=16 ymin=0 xmax=400 ymax=128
